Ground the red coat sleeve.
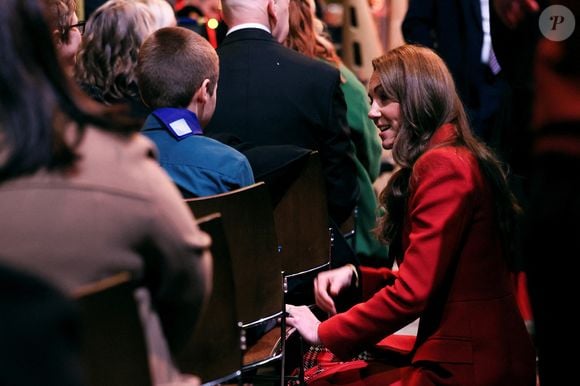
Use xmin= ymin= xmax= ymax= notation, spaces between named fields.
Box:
xmin=360 ymin=266 xmax=397 ymax=301
xmin=318 ymin=147 xmax=478 ymax=359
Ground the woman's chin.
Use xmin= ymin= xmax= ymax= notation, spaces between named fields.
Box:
xmin=382 ymin=141 xmax=394 ymax=150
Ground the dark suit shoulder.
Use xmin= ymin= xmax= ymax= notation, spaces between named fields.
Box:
xmin=281 ymin=46 xmax=340 ymax=77
xmin=219 ymin=28 xmax=340 ymax=82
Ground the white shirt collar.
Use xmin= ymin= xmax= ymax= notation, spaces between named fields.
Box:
xmin=227 ymin=23 xmax=271 ymax=36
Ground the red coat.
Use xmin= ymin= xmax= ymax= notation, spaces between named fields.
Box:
xmin=318 ymin=124 xmax=536 ymax=385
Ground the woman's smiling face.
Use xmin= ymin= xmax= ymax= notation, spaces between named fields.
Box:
xmin=367 ymin=71 xmax=401 ymax=150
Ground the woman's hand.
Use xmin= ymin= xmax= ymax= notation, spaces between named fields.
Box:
xmin=285 ymin=305 xmax=322 ymax=345
xmin=314 ymin=264 xmax=357 ymax=315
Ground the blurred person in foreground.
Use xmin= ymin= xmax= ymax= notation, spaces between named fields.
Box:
xmin=492 ymin=0 xmax=580 ymax=383
xmin=0 ymin=264 xmax=84 ymax=386
xmin=0 ymin=0 xmax=211 ymax=384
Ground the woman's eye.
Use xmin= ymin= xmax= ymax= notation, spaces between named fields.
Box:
xmin=368 ymin=94 xmax=387 ymax=105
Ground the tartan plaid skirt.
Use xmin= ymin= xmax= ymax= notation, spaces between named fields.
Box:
xmin=289 ymin=345 xmax=407 ymax=386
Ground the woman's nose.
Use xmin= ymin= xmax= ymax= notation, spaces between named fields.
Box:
xmin=368 ymin=102 xmax=380 ymax=120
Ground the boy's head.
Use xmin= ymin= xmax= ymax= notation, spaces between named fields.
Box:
xmin=137 ymin=27 xmax=219 ymax=125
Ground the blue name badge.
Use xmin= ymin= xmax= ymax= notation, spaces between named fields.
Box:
xmin=152 ymin=107 xmax=203 ymax=140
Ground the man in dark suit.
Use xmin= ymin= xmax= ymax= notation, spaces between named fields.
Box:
xmin=205 ymin=0 xmax=359 ymax=228
xmin=403 ymin=0 xmax=509 ymax=148
xmin=490 ymin=0 xmax=546 ymax=177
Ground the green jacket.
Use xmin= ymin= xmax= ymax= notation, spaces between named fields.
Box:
xmin=339 ymin=64 xmax=389 ymax=264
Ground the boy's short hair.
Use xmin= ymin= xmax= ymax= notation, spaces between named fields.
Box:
xmin=137 ymin=27 xmax=218 ymax=109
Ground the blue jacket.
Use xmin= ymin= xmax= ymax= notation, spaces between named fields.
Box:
xmin=142 ymin=114 xmax=254 ymax=197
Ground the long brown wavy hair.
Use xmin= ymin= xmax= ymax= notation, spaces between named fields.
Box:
xmin=284 ymin=0 xmax=341 ymax=67
xmin=374 ymin=45 xmax=521 ymax=262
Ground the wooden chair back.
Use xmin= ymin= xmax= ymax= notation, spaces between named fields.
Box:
xmin=176 ymin=213 xmax=242 ymax=385
xmin=74 ymin=272 xmax=151 ymax=386
xmin=184 ymin=182 xmax=282 ymax=326
xmin=272 ymin=151 xmax=331 ymax=276
xmin=185 ymin=184 xmax=285 ymax=372
xmin=268 ymin=151 xmax=333 ymax=385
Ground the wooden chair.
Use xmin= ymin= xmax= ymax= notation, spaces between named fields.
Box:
xmin=184 ymin=183 xmax=285 ymax=380
xmin=272 ymin=150 xmax=330 ymax=275
xmin=268 ymin=151 xmax=334 ymax=384
xmin=271 ymin=151 xmax=332 ymax=304
xmin=74 ymin=272 xmax=152 ymax=386
xmin=339 ymin=206 xmax=358 ymax=251
xmin=176 ymin=213 xmax=242 ymax=385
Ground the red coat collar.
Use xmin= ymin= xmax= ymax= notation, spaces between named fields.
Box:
xmin=427 ymin=123 xmax=457 ymax=148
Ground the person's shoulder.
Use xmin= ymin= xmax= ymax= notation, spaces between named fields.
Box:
xmin=197 ymin=135 xmax=250 ymax=162
xmin=220 ymin=32 xmax=339 ymax=78
xmin=81 ymin=126 xmax=184 ymax=198
xmin=416 ymin=145 xmax=476 ymax=170
xmin=413 ymin=145 xmax=479 ymax=188
xmin=141 ymin=114 xmax=162 ymax=132
xmin=284 ymin=47 xmax=339 ymax=75
xmin=85 ymin=126 xmax=159 ymax=162
xmin=339 ymin=64 xmax=367 ymax=94
xmin=218 ymin=28 xmax=275 ymax=53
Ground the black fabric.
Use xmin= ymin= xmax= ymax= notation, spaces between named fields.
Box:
xmin=403 ymin=0 xmax=510 ymax=144
xmin=207 ymin=132 xmax=312 ymax=205
xmin=489 ymin=0 xmax=547 ymax=176
xmin=524 ymin=152 xmax=580 ymax=386
xmin=0 ymin=264 xmax=85 ymax=386
xmin=84 ymin=0 xmax=106 ymax=18
xmin=403 ymin=0 xmax=483 ymax=110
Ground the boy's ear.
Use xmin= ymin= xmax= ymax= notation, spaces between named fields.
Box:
xmin=194 ymin=78 xmax=212 ymax=104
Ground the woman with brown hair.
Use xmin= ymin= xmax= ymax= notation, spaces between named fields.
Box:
xmin=286 ymin=45 xmax=536 ymax=385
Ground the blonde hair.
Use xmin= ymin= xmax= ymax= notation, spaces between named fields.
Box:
xmin=137 ymin=0 xmax=177 ymax=29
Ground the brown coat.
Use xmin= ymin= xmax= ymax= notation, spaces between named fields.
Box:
xmin=0 ymin=126 xmax=211 ymax=384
